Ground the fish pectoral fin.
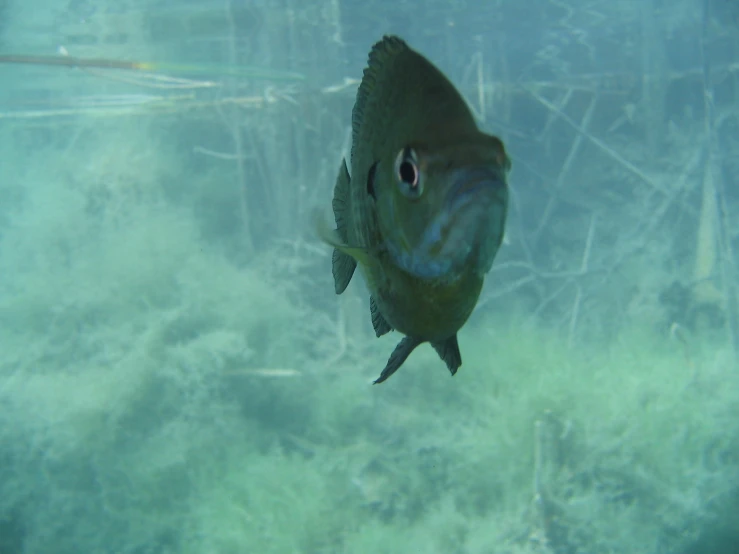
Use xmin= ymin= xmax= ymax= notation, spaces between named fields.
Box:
xmin=373 ymin=336 xmax=423 ymax=384
xmin=323 ymin=158 xmax=358 ymax=294
xmin=370 ymin=296 xmax=392 ymax=337
xmin=313 ymin=208 xmax=372 ymax=264
xmin=431 ymin=335 xmax=462 ymax=376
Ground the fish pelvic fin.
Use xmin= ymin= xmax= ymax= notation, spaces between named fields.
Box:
xmin=370 ymin=296 xmax=392 ymax=337
xmin=332 ymin=249 xmax=356 ymax=294
xmin=332 ymin=157 xmax=351 ymax=242
xmin=431 ymin=335 xmax=462 ymax=376
xmin=374 ymin=336 xmax=422 ymax=384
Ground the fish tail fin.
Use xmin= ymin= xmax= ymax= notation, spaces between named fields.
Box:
xmin=331 ymin=158 xmax=356 ymax=294
xmin=431 ymin=335 xmax=462 ymax=376
xmin=374 ymin=336 xmax=422 ymax=384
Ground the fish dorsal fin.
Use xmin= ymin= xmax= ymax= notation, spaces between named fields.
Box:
xmin=351 ymin=35 xmax=477 ymax=164
xmin=330 ymin=158 xmax=357 ymax=294
xmin=351 ymin=36 xmax=408 ymax=163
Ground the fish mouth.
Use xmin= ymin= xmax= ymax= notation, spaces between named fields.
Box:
xmin=448 ymin=166 xmax=506 ymax=210
xmin=442 ymin=166 xmax=508 ymax=273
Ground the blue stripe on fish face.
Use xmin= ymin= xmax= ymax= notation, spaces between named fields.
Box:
xmin=385 ymin=212 xmax=454 ymax=279
xmin=385 ymin=168 xmax=506 ymax=280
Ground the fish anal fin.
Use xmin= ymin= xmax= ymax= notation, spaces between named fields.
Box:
xmin=370 ymin=296 xmax=392 ymax=337
xmin=373 ymin=336 xmax=422 ymax=384
xmin=431 ymin=335 xmax=462 ymax=376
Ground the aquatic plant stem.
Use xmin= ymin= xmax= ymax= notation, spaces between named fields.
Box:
xmin=568 ymin=214 xmax=596 ymax=348
xmin=701 ymin=0 xmax=738 ymax=359
xmin=533 ymin=92 xmax=597 ymax=242
xmin=223 ymin=0 xmax=253 ymax=254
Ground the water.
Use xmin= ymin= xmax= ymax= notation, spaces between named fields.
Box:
xmin=0 ymin=1 xmax=737 ymax=552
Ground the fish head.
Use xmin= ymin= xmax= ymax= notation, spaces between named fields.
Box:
xmin=374 ymin=134 xmax=510 ymax=280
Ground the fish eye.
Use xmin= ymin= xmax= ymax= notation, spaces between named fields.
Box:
xmin=394 ymin=147 xmax=422 ymax=198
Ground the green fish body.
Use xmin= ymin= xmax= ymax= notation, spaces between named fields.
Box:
xmin=321 ymin=35 xmax=510 ymax=384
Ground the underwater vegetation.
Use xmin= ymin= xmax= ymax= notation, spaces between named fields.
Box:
xmin=0 ymin=116 xmax=736 ymax=553
xmin=0 ymin=0 xmax=738 ymax=553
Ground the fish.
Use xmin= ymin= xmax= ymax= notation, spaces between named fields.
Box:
xmin=317 ymin=35 xmax=510 ymax=384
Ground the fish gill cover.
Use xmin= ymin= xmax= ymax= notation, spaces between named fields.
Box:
xmin=0 ymin=0 xmax=737 ymax=553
